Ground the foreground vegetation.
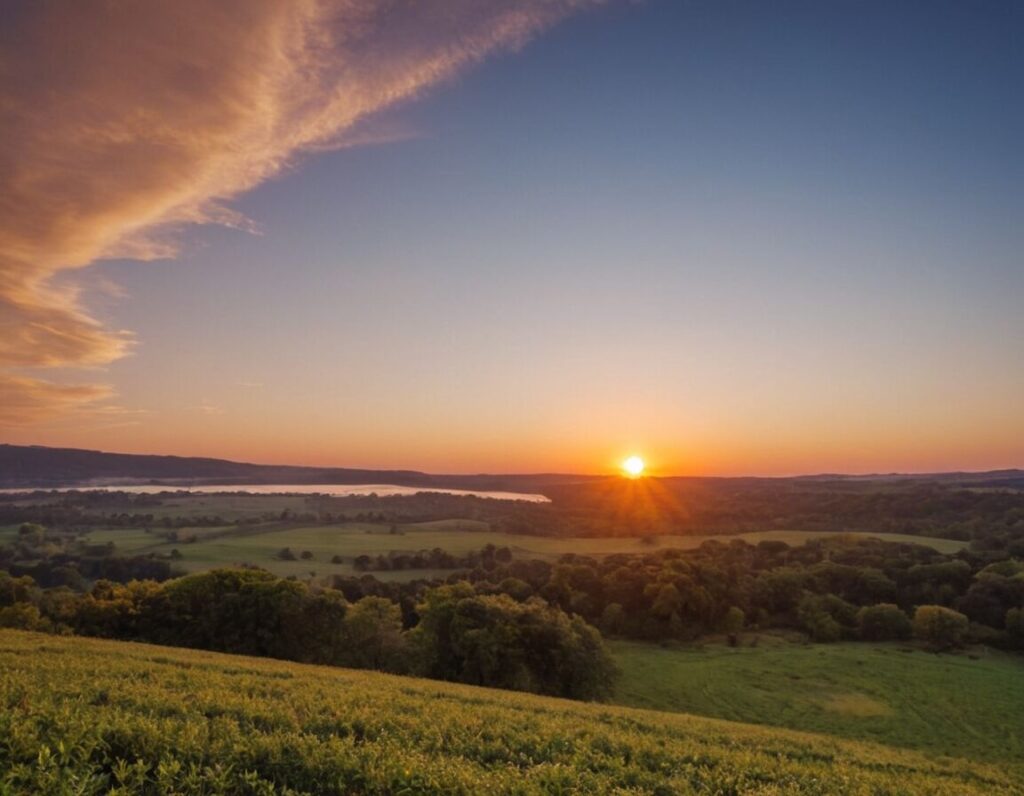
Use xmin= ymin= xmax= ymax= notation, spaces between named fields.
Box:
xmin=611 ymin=638 xmax=1024 ymax=764
xmin=0 ymin=629 xmax=1018 ymax=794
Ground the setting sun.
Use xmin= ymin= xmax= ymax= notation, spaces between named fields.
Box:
xmin=622 ymin=455 xmax=646 ymax=477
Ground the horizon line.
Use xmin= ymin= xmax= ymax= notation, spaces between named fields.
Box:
xmin=3 ymin=442 xmax=1020 ymax=482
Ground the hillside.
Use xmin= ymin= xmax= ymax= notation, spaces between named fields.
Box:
xmin=0 ymin=444 xmax=591 ymax=492
xmin=0 ymin=629 xmax=1017 ymax=794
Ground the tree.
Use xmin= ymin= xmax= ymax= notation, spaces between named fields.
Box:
xmin=600 ymin=603 xmax=626 ymax=635
xmin=342 ymin=596 xmax=405 ymax=671
xmin=798 ymin=595 xmax=842 ymax=642
xmin=752 ymin=568 xmax=805 ymax=615
xmin=913 ymin=605 xmax=968 ymax=651
xmin=17 ymin=523 xmax=46 ymax=547
xmin=0 ymin=603 xmax=50 ymax=631
xmin=1005 ymin=607 xmax=1024 ymax=650
xmin=857 ymin=603 xmax=911 ymax=641
xmin=649 ymin=583 xmax=682 ymax=619
xmin=722 ymin=606 xmax=745 ymax=646
xmin=411 ymin=584 xmax=617 ymax=700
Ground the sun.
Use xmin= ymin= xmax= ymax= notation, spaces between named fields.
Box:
xmin=622 ymin=455 xmax=645 ymax=478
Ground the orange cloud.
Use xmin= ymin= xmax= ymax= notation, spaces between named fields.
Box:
xmin=0 ymin=0 xmax=602 ymax=418
xmin=0 ymin=375 xmax=114 ymax=426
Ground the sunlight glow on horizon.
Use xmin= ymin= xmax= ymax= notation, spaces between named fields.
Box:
xmin=622 ymin=456 xmax=646 ymax=478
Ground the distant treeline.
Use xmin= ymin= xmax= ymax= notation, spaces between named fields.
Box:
xmin=4 ymin=479 xmax=1024 ymax=550
xmin=352 ymin=544 xmax=513 ymax=572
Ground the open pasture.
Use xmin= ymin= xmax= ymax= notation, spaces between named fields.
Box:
xmin=611 ymin=638 xmax=1024 ymax=765
xmin=78 ymin=521 xmax=968 ymax=580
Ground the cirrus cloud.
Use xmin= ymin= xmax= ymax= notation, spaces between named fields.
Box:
xmin=0 ymin=0 xmax=603 ymax=425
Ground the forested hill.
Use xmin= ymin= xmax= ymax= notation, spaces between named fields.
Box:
xmin=0 ymin=444 xmax=595 ymax=491
xmin=1 ymin=443 xmax=1021 ymax=491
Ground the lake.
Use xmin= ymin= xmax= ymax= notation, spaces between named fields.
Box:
xmin=0 ymin=483 xmax=550 ymax=503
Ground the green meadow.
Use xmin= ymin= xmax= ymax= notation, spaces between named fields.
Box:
xmin=0 ymin=629 xmax=1017 ymax=795
xmin=610 ymin=638 xmax=1024 ymax=766
xmin=100 ymin=524 xmax=964 ymax=580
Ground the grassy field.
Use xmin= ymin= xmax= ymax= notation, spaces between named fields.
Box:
xmin=64 ymin=523 xmax=968 ymax=581
xmin=610 ymin=638 xmax=1024 ymax=765
xmin=0 ymin=629 xmax=1017 ymax=794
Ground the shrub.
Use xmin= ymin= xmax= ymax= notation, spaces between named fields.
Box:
xmin=913 ymin=605 xmax=969 ymax=651
xmin=1005 ymin=607 xmax=1024 ymax=649
xmin=798 ymin=594 xmax=853 ymax=642
xmin=412 ymin=584 xmax=618 ymax=700
xmin=0 ymin=603 xmax=50 ymax=631
xmin=722 ymin=606 xmax=745 ymax=646
xmin=857 ymin=604 xmax=911 ymax=641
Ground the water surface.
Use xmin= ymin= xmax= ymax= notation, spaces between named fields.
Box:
xmin=0 ymin=483 xmax=550 ymax=503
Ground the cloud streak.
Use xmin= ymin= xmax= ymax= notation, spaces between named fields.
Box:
xmin=0 ymin=0 xmax=601 ymax=424
xmin=0 ymin=376 xmax=114 ymax=426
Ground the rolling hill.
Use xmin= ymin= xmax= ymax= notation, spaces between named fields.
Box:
xmin=0 ymin=444 xmax=594 ymax=492
xmin=0 ymin=628 xmax=1018 ymax=794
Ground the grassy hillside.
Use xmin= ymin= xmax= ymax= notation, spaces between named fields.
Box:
xmin=0 ymin=630 xmax=1017 ymax=794
xmin=611 ymin=638 xmax=1024 ymax=764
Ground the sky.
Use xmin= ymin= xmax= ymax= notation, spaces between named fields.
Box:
xmin=1 ymin=0 xmax=1021 ymax=476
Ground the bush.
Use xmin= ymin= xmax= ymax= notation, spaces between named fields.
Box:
xmin=340 ymin=596 xmax=406 ymax=671
xmin=857 ymin=604 xmax=911 ymax=641
xmin=1005 ymin=607 xmax=1024 ymax=649
xmin=722 ymin=606 xmax=745 ymax=646
xmin=798 ymin=594 xmax=853 ymax=642
xmin=913 ymin=605 xmax=969 ymax=651
xmin=412 ymin=583 xmax=618 ymax=700
xmin=0 ymin=603 xmax=51 ymax=631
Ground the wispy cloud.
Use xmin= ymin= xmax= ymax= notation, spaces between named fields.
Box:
xmin=0 ymin=0 xmax=603 ymax=422
xmin=187 ymin=402 xmax=226 ymax=417
xmin=0 ymin=375 xmax=114 ymax=426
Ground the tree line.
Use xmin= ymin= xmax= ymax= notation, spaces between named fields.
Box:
xmin=328 ymin=536 xmax=1024 ymax=651
xmin=0 ymin=567 xmax=617 ymax=701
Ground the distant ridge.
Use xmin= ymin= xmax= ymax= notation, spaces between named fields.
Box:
xmin=0 ymin=443 xmax=1020 ymax=491
xmin=0 ymin=444 xmax=597 ymax=492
